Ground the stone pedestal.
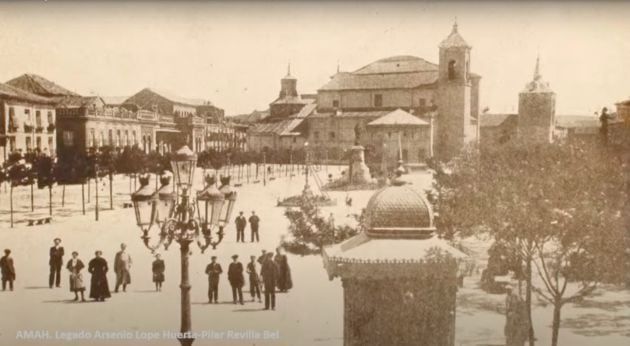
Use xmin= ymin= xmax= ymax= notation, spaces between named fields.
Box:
xmin=348 ymin=146 xmax=373 ymax=185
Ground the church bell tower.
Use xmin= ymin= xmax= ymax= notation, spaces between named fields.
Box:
xmin=436 ymin=22 xmax=476 ymax=160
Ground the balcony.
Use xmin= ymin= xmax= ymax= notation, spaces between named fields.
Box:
xmin=47 ymin=124 xmax=56 ymax=133
xmin=24 ymin=124 xmax=34 ymax=132
xmin=8 ymin=124 xmax=19 ymax=133
xmin=35 ymin=126 xmax=44 ymax=133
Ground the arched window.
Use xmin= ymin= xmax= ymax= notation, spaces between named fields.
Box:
xmin=448 ymin=60 xmax=457 ymax=80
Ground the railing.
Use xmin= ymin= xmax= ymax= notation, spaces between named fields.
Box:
xmin=47 ymin=124 xmax=55 ymax=133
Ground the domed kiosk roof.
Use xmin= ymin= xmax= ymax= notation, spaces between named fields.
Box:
xmin=364 ymin=182 xmax=434 ymax=239
xmin=322 ymin=180 xmax=466 ymax=280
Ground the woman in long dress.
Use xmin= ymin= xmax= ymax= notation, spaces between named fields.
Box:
xmin=274 ymin=248 xmax=293 ymax=293
xmin=88 ymin=251 xmax=111 ymax=302
xmin=66 ymin=251 xmax=86 ymax=302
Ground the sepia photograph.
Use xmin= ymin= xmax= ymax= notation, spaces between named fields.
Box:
xmin=0 ymin=1 xmax=629 ymax=345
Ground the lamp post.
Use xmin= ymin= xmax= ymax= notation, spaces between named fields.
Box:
xmin=131 ymin=145 xmax=237 ymax=346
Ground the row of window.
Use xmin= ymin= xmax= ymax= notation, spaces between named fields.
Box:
xmin=6 ymin=107 xmax=55 ymax=129
xmin=311 ymin=130 xmax=420 ymax=140
xmin=331 ymin=96 xmax=428 ymax=108
xmin=7 ymin=136 xmax=54 ymax=153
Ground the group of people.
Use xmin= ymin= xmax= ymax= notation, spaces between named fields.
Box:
xmin=1 ymin=238 xmax=134 ymax=302
xmin=234 ymin=211 xmax=260 ymax=243
xmin=205 ymin=248 xmax=292 ymax=310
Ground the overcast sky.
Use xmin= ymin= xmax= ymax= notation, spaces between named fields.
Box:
xmin=1 ymin=1 xmax=629 ymax=116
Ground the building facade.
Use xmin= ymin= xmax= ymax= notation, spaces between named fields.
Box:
xmin=0 ymin=82 xmax=57 ymax=163
xmin=309 ymin=23 xmax=480 ymax=162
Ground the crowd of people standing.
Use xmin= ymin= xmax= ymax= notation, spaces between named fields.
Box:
xmin=1 ymin=210 xmax=293 ymax=312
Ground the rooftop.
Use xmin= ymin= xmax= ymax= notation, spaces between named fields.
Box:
xmin=367 ymin=109 xmax=429 ymax=126
xmin=0 ymin=82 xmax=56 ymax=104
xmin=6 ymin=73 xmax=79 ymax=97
xmin=439 ymin=22 xmax=471 ymax=49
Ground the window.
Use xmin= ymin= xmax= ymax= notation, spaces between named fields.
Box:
xmin=329 ymin=131 xmax=336 ymax=140
xmin=36 ymin=136 xmax=42 ymax=149
xmin=402 ymin=149 xmax=408 ymax=162
xmin=374 ymin=94 xmax=383 ymax=108
xmin=48 ymin=136 xmax=54 ymax=152
xmin=314 ymin=131 xmax=320 ymax=140
xmin=448 ymin=60 xmax=457 ymax=80
xmin=387 ymin=132 xmax=392 ymax=139
xmin=8 ymin=107 xmax=15 ymax=129
xmin=108 ymin=129 xmax=113 ymax=146
xmin=418 ymin=148 xmax=427 ymax=161
xmin=25 ymin=136 xmax=32 ymax=150
xmin=292 ymin=137 xmax=297 ymax=144
xmin=24 ymin=109 xmax=31 ymax=124
xmin=332 ymin=100 xmax=339 ymax=108
xmin=47 ymin=111 xmax=53 ymax=125
xmin=418 ymin=98 xmax=426 ymax=108
xmin=132 ymin=131 xmax=137 ymax=145
xmin=116 ymin=130 xmax=121 ymax=147
xmin=99 ymin=132 xmax=104 ymax=147
xmin=90 ymin=129 xmax=96 ymax=148
xmin=35 ymin=111 xmax=42 ymax=127
xmin=9 ymin=138 xmax=15 ymax=152
xmin=63 ymin=131 xmax=74 ymax=146
xmin=403 ymin=131 xmax=407 ymax=138
xmin=125 ymin=130 xmax=129 ymax=146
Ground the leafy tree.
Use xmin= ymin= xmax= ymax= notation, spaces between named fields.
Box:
xmin=282 ymin=195 xmax=359 ymax=255
xmin=429 ymin=139 xmax=629 ymax=346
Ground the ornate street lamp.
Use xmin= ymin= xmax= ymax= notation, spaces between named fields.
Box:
xmin=130 ymin=145 xmax=238 ymax=346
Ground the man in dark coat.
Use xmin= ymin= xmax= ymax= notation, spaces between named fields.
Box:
xmin=260 ymin=252 xmax=278 ymax=310
xmin=88 ymin=251 xmax=111 ymax=302
xmin=228 ymin=254 xmax=244 ymax=305
xmin=205 ymin=256 xmax=222 ymax=303
xmin=0 ymin=249 xmax=16 ymax=291
xmin=246 ymin=255 xmax=261 ymax=302
xmin=257 ymin=250 xmax=267 ymax=265
xmin=234 ymin=211 xmax=247 ymax=243
xmin=248 ymin=211 xmax=260 ymax=243
xmin=49 ymin=238 xmax=65 ymax=288
xmin=274 ymin=248 xmax=293 ymax=292
xmin=152 ymin=253 xmax=165 ymax=292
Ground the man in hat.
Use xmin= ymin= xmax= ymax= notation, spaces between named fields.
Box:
xmin=114 ymin=243 xmax=132 ymax=293
xmin=505 ymin=285 xmax=528 ymax=346
xmin=228 ymin=255 xmax=244 ymax=305
xmin=260 ymin=252 xmax=278 ymax=310
xmin=248 ymin=211 xmax=260 ymax=243
xmin=246 ymin=255 xmax=261 ymax=302
xmin=234 ymin=212 xmax=247 ymax=243
xmin=49 ymin=238 xmax=65 ymax=288
xmin=257 ymin=250 xmax=267 ymax=265
xmin=205 ymin=256 xmax=222 ymax=303
xmin=0 ymin=249 xmax=16 ymax=291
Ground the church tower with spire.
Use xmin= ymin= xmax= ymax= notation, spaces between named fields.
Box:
xmin=518 ymin=56 xmax=556 ymax=143
xmin=269 ymin=63 xmax=308 ymax=119
xmin=435 ymin=22 xmax=480 ymax=160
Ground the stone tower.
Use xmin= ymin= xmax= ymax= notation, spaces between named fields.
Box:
xmin=436 ymin=23 xmax=478 ymax=160
xmin=518 ymin=56 xmax=556 ymax=144
xmin=279 ymin=63 xmax=298 ymax=99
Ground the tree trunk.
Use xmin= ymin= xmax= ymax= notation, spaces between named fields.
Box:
xmin=551 ymin=301 xmax=562 ymax=346
xmin=48 ymin=185 xmax=52 ymax=216
xmin=81 ymin=183 xmax=85 ymax=215
xmin=526 ymin=255 xmax=535 ymax=346
xmin=109 ymin=173 xmax=113 ymax=210
xmin=10 ymin=185 xmax=14 ymax=228
xmin=61 ymin=184 xmax=65 ymax=207
xmin=95 ymin=176 xmax=99 ymax=221
xmin=87 ymin=178 xmax=91 ymax=203
xmin=30 ymin=182 xmax=34 ymax=211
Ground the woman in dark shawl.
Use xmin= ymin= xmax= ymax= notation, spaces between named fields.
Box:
xmin=88 ymin=250 xmax=111 ymax=302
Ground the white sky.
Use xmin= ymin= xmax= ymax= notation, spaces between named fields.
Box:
xmin=0 ymin=1 xmax=629 ymax=116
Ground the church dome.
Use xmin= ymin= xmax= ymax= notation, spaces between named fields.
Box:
xmin=363 ymin=183 xmax=435 ymax=239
